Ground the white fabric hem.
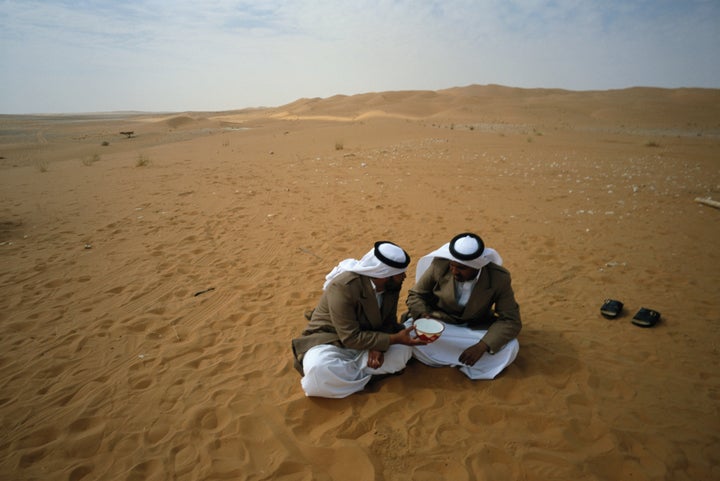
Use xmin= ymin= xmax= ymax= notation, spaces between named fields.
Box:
xmin=405 ymin=319 xmax=518 ymax=380
xmin=300 ymin=344 xmax=412 ymax=398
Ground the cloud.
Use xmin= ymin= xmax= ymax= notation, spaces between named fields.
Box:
xmin=1 ymin=0 xmax=718 ymax=113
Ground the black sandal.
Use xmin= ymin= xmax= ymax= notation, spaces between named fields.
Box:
xmin=632 ymin=308 xmax=661 ymax=327
xmin=600 ymin=299 xmax=624 ymax=318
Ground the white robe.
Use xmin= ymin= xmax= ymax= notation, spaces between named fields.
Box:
xmin=404 ymin=319 xmax=519 ymax=380
xmin=301 ymin=344 xmax=413 ymax=398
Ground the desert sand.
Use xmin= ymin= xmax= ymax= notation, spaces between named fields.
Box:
xmin=1 ymin=85 xmax=719 ymax=480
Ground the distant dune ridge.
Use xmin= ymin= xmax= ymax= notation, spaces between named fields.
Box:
xmin=255 ymin=84 xmax=720 ymax=126
xmin=1 ymin=85 xmax=719 ymax=480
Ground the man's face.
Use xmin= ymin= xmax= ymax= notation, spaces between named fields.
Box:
xmin=449 ymin=261 xmax=479 ymax=282
xmin=384 ymin=272 xmax=406 ymax=292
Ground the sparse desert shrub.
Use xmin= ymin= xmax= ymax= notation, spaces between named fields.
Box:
xmin=82 ymin=154 xmax=101 ymax=166
xmin=35 ymin=158 xmax=48 ymax=172
xmin=101 ymin=141 xmax=110 ymax=146
xmin=335 ymin=140 xmax=344 ymax=151
xmin=645 ymin=140 xmax=661 ymax=147
xmin=136 ymin=154 xmax=150 ymax=167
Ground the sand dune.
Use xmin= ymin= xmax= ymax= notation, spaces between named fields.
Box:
xmin=1 ymin=85 xmax=719 ymax=480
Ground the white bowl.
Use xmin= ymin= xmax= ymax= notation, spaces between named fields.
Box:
xmin=413 ymin=318 xmax=445 ymax=343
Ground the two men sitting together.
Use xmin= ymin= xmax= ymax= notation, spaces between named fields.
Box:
xmin=291 ymin=233 xmax=522 ymax=398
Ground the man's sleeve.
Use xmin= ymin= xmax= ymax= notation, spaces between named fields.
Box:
xmin=481 ymin=272 xmax=522 ymax=353
xmin=405 ymin=262 xmax=456 ymax=323
xmin=326 ymin=281 xmax=391 ymax=351
xmin=406 ymin=266 xmax=438 ymax=320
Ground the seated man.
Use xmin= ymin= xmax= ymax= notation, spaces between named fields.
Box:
xmin=292 ymin=241 xmax=426 ymax=398
xmin=404 ymin=232 xmax=521 ymax=379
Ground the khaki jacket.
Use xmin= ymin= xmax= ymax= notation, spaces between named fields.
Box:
xmin=405 ymin=258 xmax=521 ymax=353
xmin=291 ymin=271 xmax=403 ymax=374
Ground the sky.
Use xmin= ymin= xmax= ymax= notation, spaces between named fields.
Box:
xmin=1 ymin=0 xmax=719 ymax=114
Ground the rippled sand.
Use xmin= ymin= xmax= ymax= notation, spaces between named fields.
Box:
xmin=1 ymin=85 xmax=719 ymax=480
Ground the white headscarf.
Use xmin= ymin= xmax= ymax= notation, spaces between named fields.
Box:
xmin=415 ymin=233 xmax=502 ymax=282
xmin=323 ymin=241 xmax=410 ymax=290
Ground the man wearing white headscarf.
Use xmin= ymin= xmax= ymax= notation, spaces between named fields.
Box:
xmin=404 ymin=233 xmax=521 ymax=380
xmin=292 ymin=241 xmax=427 ymax=398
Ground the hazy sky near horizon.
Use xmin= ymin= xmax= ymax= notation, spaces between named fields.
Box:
xmin=1 ymin=0 xmax=718 ymax=114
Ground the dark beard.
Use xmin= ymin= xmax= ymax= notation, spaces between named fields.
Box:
xmin=384 ymin=278 xmax=403 ymax=292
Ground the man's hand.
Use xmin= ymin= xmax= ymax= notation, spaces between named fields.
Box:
xmin=389 ymin=325 xmax=427 ymax=346
xmin=367 ymin=350 xmax=384 ymax=369
xmin=459 ymin=341 xmax=489 ymax=366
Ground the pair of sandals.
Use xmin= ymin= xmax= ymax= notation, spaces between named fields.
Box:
xmin=601 ymin=299 xmax=661 ymax=327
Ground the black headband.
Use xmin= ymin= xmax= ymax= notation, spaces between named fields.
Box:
xmin=448 ymin=233 xmax=485 ymax=261
xmin=374 ymin=241 xmax=410 ymax=269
